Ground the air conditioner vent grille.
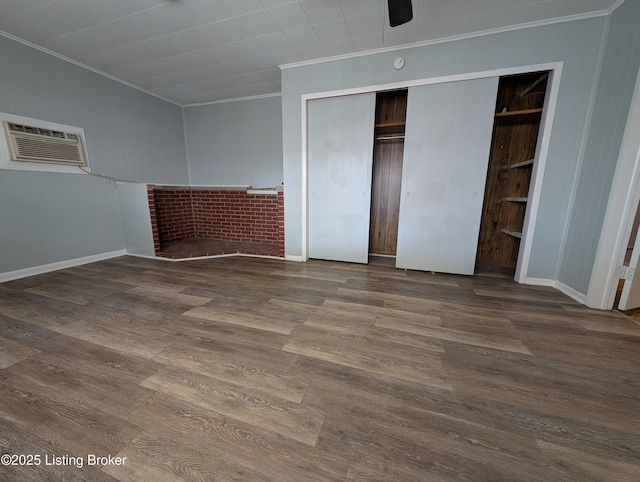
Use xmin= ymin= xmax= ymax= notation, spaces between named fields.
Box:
xmin=3 ymin=121 xmax=86 ymax=167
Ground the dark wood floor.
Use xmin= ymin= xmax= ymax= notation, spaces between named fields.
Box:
xmin=1 ymin=256 xmax=639 ymax=481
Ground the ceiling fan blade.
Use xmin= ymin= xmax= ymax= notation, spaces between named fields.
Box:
xmin=388 ymin=0 xmax=413 ymax=27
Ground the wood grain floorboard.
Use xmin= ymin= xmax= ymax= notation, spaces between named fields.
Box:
xmin=184 ymin=305 xmax=298 ymax=335
xmin=140 ymin=365 xmax=325 ymax=446
xmin=0 ymin=376 xmax=141 ymax=456
xmin=123 ymin=392 xmax=349 ymax=481
xmin=152 ymin=343 xmax=308 ymax=403
xmin=0 ymin=255 xmax=639 ymax=481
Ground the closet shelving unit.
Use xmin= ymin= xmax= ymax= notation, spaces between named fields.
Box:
xmin=476 ymin=71 xmax=550 ymax=270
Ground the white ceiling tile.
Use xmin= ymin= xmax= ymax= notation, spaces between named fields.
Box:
xmin=0 ymin=14 xmax=56 ymax=42
xmin=414 ymin=0 xmax=458 ymax=25
xmin=300 ymin=0 xmax=343 ymax=24
xmin=456 ymin=0 xmax=501 ymax=17
xmin=0 ymin=0 xmax=51 ymax=16
xmin=75 ymin=48 xmax=126 ymax=70
xmin=187 ymin=0 xmax=265 ymax=22
xmin=382 ymin=19 xmax=417 ymax=47
xmin=59 ymin=0 xmax=123 ymax=24
xmin=0 ymin=0 xmax=52 ymax=16
xmin=351 ymin=33 xmax=384 ymax=51
xmin=338 ymin=0 xmax=380 ymax=18
xmin=39 ymin=30 xmax=109 ymax=57
xmin=231 ymin=33 xmax=293 ymax=60
xmin=525 ymin=0 xmax=610 ymax=22
xmin=313 ymin=18 xmax=350 ymax=43
xmin=294 ymin=44 xmax=330 ymax=60
xmin=450 ymin=12 xmax=493 ymax=36
xmin=497 ymin=0 xmax=548 ymax=7
xmin=283 ymin=25 xmax=322 ymax=48
xmin=415 ymin=19 xmax=453 ymax=42
xmin=76 ymin=24 xmax=152 ymax=57
xmin=486 ymin=4 xmax=536 ymax=29
xmin=133 ymin=46 xmax=243 ymax=84
xmin=267 ymin=2 xmax=311 ymax=30
xmin=345 ymin=11 xmax=383 ymax=38
xmin=208 ymin=11 xmax=281 ymax=45
xmin=321 ymin=38 xmax=354 ymax=56
xmin=260 ymin=0 xmax=298 ymax=9
xmin=18 ymin=1 xmax=99 ymax=36
xmin=102 ymin=0 xmax=171 ymax=17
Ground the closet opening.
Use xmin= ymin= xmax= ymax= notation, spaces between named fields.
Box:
xmin=475 ymin=71 xmax=550 ymax=278
xmin=368 ymin=89 xmax=407 ymax=266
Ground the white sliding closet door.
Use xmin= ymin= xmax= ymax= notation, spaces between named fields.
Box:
xmin=396 ymin=78 xmax=498 ymax=275
xmin=307 ymin=93 xmax=376 ymax=263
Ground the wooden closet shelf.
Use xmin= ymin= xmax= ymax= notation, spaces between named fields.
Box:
xmin=495 ymin=108 xmax=543 ymax=117
xmin=375 ymin=121 xmax=406 ymax=128
xmin=502 ymin=159 xmax=534 ymax=170
xmin=501 ymin=228 xmax=523 ymax=239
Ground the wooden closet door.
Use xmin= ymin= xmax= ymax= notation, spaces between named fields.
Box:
xmin=396 ymin=78 xmax=498 ymax=275
xmin=307 ymin=93 xmax=376 ymax=263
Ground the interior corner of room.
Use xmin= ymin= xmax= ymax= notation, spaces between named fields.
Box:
xmin=1 ymin=0 xmax=640 ymax=312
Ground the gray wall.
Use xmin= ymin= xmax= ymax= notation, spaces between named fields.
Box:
xmin=184 ymin=95 xmax=283 ymax=188
xmin=281 ymin=17 xmax=605 ymax=289
xmin=0 ymin=35 xmax=188 ymax=275
xmin=0 ymin=170 xmax=123 ymax=273
xmin=560 ymin=0 xmax=640 ymax=294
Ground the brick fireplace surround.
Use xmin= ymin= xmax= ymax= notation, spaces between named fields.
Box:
xmin=148 ymin=186 xmax=284 ymax=259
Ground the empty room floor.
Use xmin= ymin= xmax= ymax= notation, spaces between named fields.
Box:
xmin=0 ymin=256 xmax=639 ymax=481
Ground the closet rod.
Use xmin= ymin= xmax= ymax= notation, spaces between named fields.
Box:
xmin=376 ymin=135 xmax=405 ymax=140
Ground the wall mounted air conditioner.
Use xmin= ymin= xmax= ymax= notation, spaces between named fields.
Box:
xmin=3 ymin=121 xmax=86 ymax=166
xmin=0 ymin=113 xmax=90 ymax=174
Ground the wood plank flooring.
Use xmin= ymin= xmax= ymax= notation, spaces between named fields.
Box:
xmin=1 ymin=256 xmax=639 ymax=481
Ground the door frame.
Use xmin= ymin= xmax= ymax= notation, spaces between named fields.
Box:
xmin=300 ymin=62 xmax=563 ymax=282
xmin=586 ymin=66 xmax=640 ymax=309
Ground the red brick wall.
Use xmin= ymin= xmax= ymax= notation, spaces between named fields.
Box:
xmin=192 ymin=190 xmax=280 ymax=244
xmin=152 ymin=188 xmax=196 ymax=243
xmin=148 ymin=186 xmax=284 ymax=257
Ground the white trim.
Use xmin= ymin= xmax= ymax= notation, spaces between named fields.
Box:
xmin=586 ymin=64 xmax=640 ymax=310
xmin=149 ymin=183 xmax=251 ymax=189
xmin=285 ymin=255 xmax=304 ymax=262
xmin=525 ymin=277 xmax=587 ymax=304
xmin=514 ymin=65 xmax=563 ymax=283
xmin=300 ymin=62 xmax=563 ymax=278
xmin=183 ymin=93 xmax=282 ymax=108
xmin=128 ymin=253 xmax=284 ymax=262
xmin=0 ymin=250 xmax=126 ymax=283
xmin=0 ymin=30 xmax=180 ymax=107
xmin=182 ymin=106 xmax=193 ymax=185
xmin=523 ymin=277 xmax=556 ymax=287
xmin=301 ymin=95 xmax=309 ymax=261
xmin=247 ymin=189 xmax=277 ymax=195
xmin=609 ymin=0 xmax=628 ymax=14
xmin=555 ymin=280 xmax=588 ymax=305
xmin=280 ymin=13 xmax=609 ymax=71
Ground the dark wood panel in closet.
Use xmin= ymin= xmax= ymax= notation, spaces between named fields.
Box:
xmin=369 ymin=89 xmax=407 ymax=256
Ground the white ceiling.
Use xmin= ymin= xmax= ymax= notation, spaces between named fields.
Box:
xmin=0 ymin=0 xmax=621 ymax=105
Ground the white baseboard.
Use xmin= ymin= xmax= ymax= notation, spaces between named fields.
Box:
xmin=523 ymin=277 xmax=556 ymax=287
xmin=524 ymin=277 xmax=587 ymax=304
xmin=285 ymin=255 xmax=304 ymax=262
xmin=0 ymin=250 xmax=127 ymax=283
xmin=127 ymin=252 xmax=285 ymax=262
xmin=554 ymin=280 xmax=587 ymax=305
